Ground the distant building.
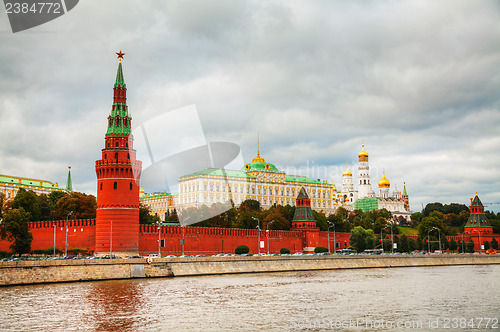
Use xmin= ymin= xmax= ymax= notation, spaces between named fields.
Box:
xmin=349 ymin=142 xmax=411 ymax=221
xmin=174 ymin=150 xmax=340 ymax=216
xmin=0 ymin=174 xmax=64 ymax=200
xmin=139 ymin=189 xmax=176 ymax=221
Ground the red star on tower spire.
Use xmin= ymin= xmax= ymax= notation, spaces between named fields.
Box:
xmin=116 ymin=50 xmax=125 ymax=62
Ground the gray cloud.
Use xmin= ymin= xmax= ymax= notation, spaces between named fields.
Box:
xmin=0 ymin=0 xmax=499 ymax=212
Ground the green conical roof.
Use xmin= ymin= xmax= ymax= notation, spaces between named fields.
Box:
xmin=115 ymin=61 xmax=125 ymax=87
xmin=65 ymin=167 xmax=72 ymax=192
xmin=465 ymin=194 xmax=491 ymax=228
xmin=106 ymin=60 xmax=131 ymax=136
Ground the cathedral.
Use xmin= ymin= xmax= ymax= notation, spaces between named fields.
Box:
xmin=341 ymin=142 xmax=411 ymax=221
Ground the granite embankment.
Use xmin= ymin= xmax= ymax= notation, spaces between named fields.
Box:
xmin=1 ymin=255 xmax=499 ymax=286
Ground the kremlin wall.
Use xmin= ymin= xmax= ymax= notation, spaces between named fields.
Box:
xmin=1 ymin=54 xmax=499 ymax=257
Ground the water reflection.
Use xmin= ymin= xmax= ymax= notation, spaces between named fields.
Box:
xmin=85 ymin=280 xmax=144 ymax=331
xmin=0 ymin=265 xmax=498 ymax=331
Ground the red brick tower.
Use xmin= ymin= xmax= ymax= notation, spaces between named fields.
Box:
xmin=95 ymin=52 xmax=142 ymax=256
xmin=291 ymin=187 xmax=319 ymax=253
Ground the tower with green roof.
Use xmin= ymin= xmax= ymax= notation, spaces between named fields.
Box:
xmin=65 ymin=166 xmax=73 ymax=192
xmin=291 ymin=187 xmax=320 ymax=253
xmin=95 ymin=51 xmax=142 ymax=256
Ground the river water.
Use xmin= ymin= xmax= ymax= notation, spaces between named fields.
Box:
xmin=0 ymin=265 xmax=498 ymax=331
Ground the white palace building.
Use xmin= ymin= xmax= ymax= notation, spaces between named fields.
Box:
xmin=140 ymin=142 xmax=411 ymax=221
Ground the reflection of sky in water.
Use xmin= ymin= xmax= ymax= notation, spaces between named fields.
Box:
xmin=0 ymin=265 xmax=498 ymax=331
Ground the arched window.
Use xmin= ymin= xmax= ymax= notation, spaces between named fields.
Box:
xmin=113 ymin=182 xmax=117 ymax=190
xmin=104 ymin=153 xmax=107 ymax=159
xmin=100 ymin=182 xmax=102 ymax=190
xmin=115 ymin=152 xmax=118 ymax=159
xmin=127 ymin=153 xmax=130 ymax=159
xmin=130 ymin=182 xmax=133 ymax=190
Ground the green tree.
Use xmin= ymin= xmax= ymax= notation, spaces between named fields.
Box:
xmin=398 ymin=235 xmax=409 ymax=253
xmin=0 ymin=208 xmax=33 ymax=256
xmin=349 ymin=226 xmax=375 ymax=252
xmin=235 ymin=245 xmax=249 ymax=255
xmin=424 ymin=202 xmax=444 ymax=216
xmin=410 ymin=212 xmax=424 ymax=224
xmin=240 ymin=199 xmax=261 ymax=212
xmin=37 ymin=194 xmax=52 ymax=221
xmin=448 ymin=239 xmax=458 ymax=252
xmin=327 ymin=208 xmax=351 ymax=232
xmin=417 ymin=213 xmax=445 ymax=239
xmin=12 ymin=188 xmax=40 ymax=221
xmin=314 ymin=246 xmax=328 ymax=253
xmin=139 ymin=204 xmax=160 ymax=224
xmin=408 ymin=237 xmax=417 ymax=252
xmin=483 ymin=241 xmax=490 ymax=250
xmin=312 ymin=210 xmax=327 ymax=231
xmin=0 ymin=192 xmax=6 ymax=219
xmin=52 ymin=192 xmax=96 ymax=220
xmin=416 ymin=237 xmax=424 ymax=250
xmin=491 ymin=238 xmax=499 ymax=250
xmin=466 ymin=240 xmax=475 ymax=253
xmin=165 ymin=209 xmax=179 ymax=222
xmin=48 ymin=191 xmax=66 ymax=209
xmin=280 ymin=248 xmax=290 ymax=254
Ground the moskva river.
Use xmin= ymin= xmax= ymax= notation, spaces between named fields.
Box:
xmin=0 ymin=265 xmax=498 ymax=331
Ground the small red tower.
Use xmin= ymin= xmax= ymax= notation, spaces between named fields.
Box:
xmin=95 ymin=52 xmax=142 ymax=256
xmin=291 ymin=187 xmax=319 ymax=253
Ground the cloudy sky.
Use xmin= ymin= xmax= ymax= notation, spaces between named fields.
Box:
xmin=1 ymin=0 xmax=499 ymax=212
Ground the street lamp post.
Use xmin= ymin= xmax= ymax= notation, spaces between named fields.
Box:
xmin=266 ymin=221 xmax=274 ymax=255
xmin=461 ymin=233 xmax=464 ymax=254
xmin=256 ymin=225 xmax=261 ymax=255
xmin=327 ymin=222 xmax=331 ymax=254
xmin=390 ymin=225 xmax=394 ymax=254
xmin=333 ymin=223 xmax=336 ymax=254
xmin=429 ymin=227 xmax=441 ymax=253
xmin=382 ymin=225 xmax=391 ymax=253
xmin=427 ymin=229 xmax=430 ymax=253
xmin=182 ymin=226 xmax=185 ymax=256
xmin=64 ymin=211 xmax=73 ymax=257
xmin=158 ymin=222 xmax=161 ymax=257
xmin=252 ymin=217 xmax=261 ymax=255
xmin=110 ymin=220 xmax=113 ymax=256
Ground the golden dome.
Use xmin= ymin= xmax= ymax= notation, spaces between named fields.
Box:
xmin=378 ymin=171 xmax=390 ymax=188
xmin=358 ymin=143 xmax=369 ymax=159
xmin=343 ymin=162 xmax=352 ymax=176
xmin=139 ymin=187 xmax=145 ymax=193
xmin=251 ymin=150 xmax=265 ymax=163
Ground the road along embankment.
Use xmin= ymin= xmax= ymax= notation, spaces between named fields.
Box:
xmin=1 ymin=254 xmax=499 ymax=286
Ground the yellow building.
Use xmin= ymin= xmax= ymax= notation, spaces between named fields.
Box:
xmin=139 ymin=189 xmax=176 ymax=221
xmin=0 ymin=174 xmax=63 ymax=200
xmin=175 ymin=150 xmax=341 ymax=215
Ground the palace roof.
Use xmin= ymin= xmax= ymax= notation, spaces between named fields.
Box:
xmin=0 ymin=174 xmax=62 ymax=190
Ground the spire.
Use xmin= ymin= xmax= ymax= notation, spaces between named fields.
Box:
xmin=403 ymin=182 xmax=408 ymax=196
xmin=115 ymin=62 xmax=125 ymax=87
xmin=107 ymin=52 xmax=131 ymax=136
xmin=65 ymin=166 xmax=73 ymax=192
xmin=115 ymin=50 xmax=125 ymax=87
xmin=251 ymin=132 xmax=265 ymax=163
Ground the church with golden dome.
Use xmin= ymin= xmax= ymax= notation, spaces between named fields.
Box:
xmin=340 ymin=142 xmax=411 ymax=221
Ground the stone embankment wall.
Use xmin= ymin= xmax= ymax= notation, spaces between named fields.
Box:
xmin=1 ymin=255 xmax=499 ymax=286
